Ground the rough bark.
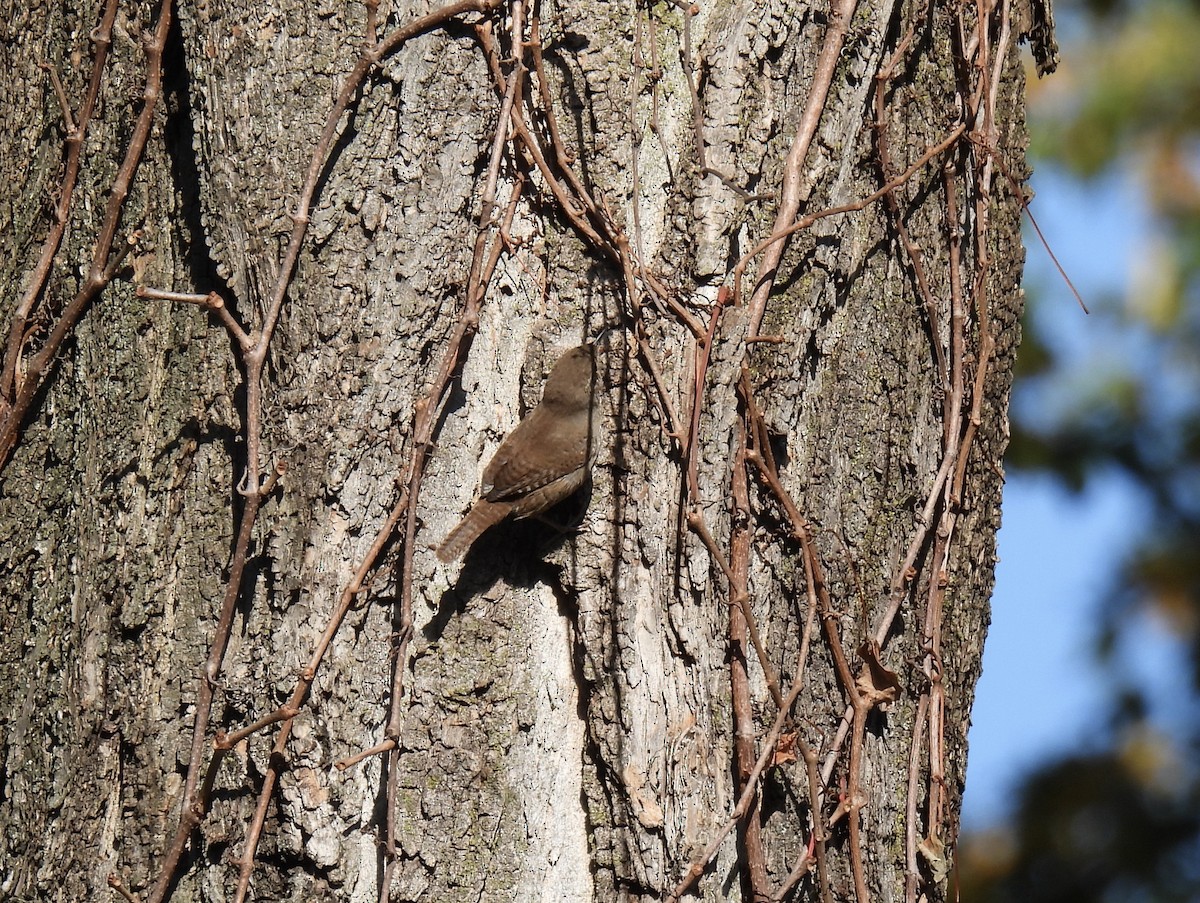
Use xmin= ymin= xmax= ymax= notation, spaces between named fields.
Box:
xmin=0 ymin=0 xmax=1043 ymax=901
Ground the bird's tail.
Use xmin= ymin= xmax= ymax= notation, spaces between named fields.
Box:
xmin=436 ymin=500 xmax=512 ymax=562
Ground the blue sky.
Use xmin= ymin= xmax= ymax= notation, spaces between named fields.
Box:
xmin=964 ymin=469 xmax=1144 ymax=825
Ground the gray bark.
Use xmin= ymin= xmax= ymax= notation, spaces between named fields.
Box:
xmin=0 ymin=0 xmax=1038 ymax=900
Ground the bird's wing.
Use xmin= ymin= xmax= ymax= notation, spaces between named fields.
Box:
xmin=481 ymin=409 xmax=589 ymax=501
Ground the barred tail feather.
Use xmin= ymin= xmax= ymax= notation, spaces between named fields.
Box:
xmin=436 ymin=500 xmax=512 ymax=562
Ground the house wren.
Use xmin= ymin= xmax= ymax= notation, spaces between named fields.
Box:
xmin=436 ymin=343 xmax=601 ymax=562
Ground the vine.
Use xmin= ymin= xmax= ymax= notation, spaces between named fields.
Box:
xmin=1 ymin=0 xmax=1037 ymax=899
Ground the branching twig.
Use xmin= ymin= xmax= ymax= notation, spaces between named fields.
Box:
xmin=733 ymin=126 xmax=967 ymax=306
xmin=136 ymin=288 xmax=251 ymax=347
xmin=873 ymin=14 xmax=948 ymax=393
xmin=376 ymin=12 xmax=526 ymax=900
xmin=728 ymin=430 xmax=771 ymax=897
xmin=746 ymin=0 xmax=860 ymax=338
xmin=685 ymin=509 xmax=784 ymax=712
xmin=665 ymin=585 xmax=824 ymax=903
xmin=145 ymin=4 xmax=507 ymax=901
xmin=0 ymin=0 xmax=165 ymax=472
xmin=0 ymin=0 xmax=119 ymax=425
xmin=820 ymin=599 xmax=873 ymax=903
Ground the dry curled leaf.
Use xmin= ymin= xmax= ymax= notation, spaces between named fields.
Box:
xmin=773 ymin=731 xmax=798 ymax=766
xmin=623 ymin=764 xmax=665 ymax=830
xmin=856 ymin=639 xmax=901 ymax=706
xmin=917 ymin=833 xmax=950 ymax=883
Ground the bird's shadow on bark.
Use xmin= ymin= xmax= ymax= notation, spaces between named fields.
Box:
xmin=423 ymin=480 xmax=594 ymax=642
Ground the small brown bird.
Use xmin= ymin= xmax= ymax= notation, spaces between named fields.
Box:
xmin=436 ymin=343 xmax=601 ymax=562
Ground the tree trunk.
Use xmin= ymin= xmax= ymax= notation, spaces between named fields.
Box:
xmin=0 ymin=0 xmax=1048 ymax=901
